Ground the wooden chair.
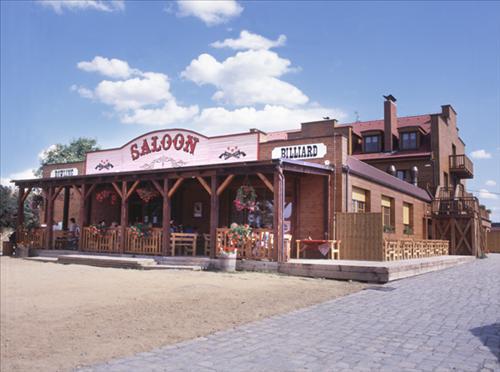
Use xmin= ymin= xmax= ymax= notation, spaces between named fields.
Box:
xmin=171 ymin=233 xmax=198 ymax=256
xmin=203 ymin=233 xmax=211 ymax=256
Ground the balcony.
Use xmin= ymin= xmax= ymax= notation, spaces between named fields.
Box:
xmin=449 ymin=154 xmax=473 ymax=179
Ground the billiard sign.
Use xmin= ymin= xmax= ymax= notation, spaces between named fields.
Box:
xmin=50 ymin=168 xmax=78 ymax=178
xmin=272 ymin=143 xmax=327 ymax=160
xmin=85 ymin=129 xmax=259 ymax=174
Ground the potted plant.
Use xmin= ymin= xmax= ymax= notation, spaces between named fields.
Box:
xmin=217 ymin=223 xmax=252 ymax=272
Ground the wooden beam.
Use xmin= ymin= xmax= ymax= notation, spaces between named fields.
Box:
xmin=84 ymin=183 xmax=97 ymax=200
xmin=17 ymin=187 xmax=25 ymax=228
xmin=21 ymin=187 xmax=32 ymax=203
xmin=257 ymin=172 xmax=273 ymax=193
xmin=162 ymin=178 xmax=170 ymax=256
xmin=51 ymin=186 xmax=63 ymax=202
xmin=62 ymin=186 xmax=70 ymax=230
xmin=217 ymin=174 xmax=235 ymax=196
xmin=168 ymin=177 xmax=184 ymax=199
xmin=119 ymin=181 xmax=129 ymax=253
xmin=151 ymin=179 xmax=165 ymax=198
xmin=273 ymin=167 xmax=285 ymax=262
xmin=196 ymin=176 xmax=212 ymax=196
xmin=125 ymin=180 xmax=140 ymax=201
xmin=209 ymin=175 xmax=219 ymax=259
xmin=78 ymin=183 xmax=87 ymax=250
xmin=46 ymin=186 xmax=54 ymax=249
xmin=111 ymin=182 xmax=123 ymax=199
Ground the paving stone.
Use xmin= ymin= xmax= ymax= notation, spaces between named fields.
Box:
xmin=80 ymin=254 xmax=500 ymax=372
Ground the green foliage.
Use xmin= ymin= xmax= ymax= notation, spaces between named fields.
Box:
xmin=0 ymin=185 xmax=39 ymax=229
xmin=35 ymin=138 xmax=100 ymax=176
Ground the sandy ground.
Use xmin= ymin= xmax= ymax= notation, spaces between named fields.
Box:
xmin=1 ymin=257 xmax=365 ymax=371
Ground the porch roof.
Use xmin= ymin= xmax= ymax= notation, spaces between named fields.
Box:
xmin=11 ymin=159 xmax=333 ymax=188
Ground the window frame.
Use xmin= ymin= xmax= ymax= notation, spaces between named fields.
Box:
xmin=400 ymin=131 xmax=418 ymax=150
xmin=363 ymin=134 xmax=381 ymax=153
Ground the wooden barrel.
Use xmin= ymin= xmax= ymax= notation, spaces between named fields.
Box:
xmin=2 ymin=241 xmax=14 ymax=256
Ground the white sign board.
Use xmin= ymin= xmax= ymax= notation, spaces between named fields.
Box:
xmin=50 ymin=168 xmax=78 ymax=178
xmin=85 ymin=129 xmax=259 ymax=175
xmin=272 ymin=143 xmax=327 ymax=160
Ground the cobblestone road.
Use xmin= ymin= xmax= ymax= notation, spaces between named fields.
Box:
xmin=82 ymin=255 xmax=500 ymax=371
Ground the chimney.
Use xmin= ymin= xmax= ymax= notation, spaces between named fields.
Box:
xmin=383 ymin=94 xmax=398 ymax=152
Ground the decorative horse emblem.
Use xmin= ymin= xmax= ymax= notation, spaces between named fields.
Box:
xmin=95 ymin=160 xmax=114 ymax=171
xmin=219 ymin=146 xmax=247 ymax=160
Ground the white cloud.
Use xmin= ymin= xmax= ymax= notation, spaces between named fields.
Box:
xmin=470 ymin=149 xmax=492 ymax=159
xmin=177 ymin=0 xmax=243 ymax=26
xmin=211 ymin=30 xmax=287 ymax=50
xmin=478 ymin=189 xmax=498 ymax=200
xmin=182 ymin=49 xmax=308 ymax=106
xmin=38 ymin=144 xmax=58 ymax=161
xmin=485 ymin=180 xmax=497 ymax=187
xmin=38 ymin=0 xmax=124 ymax=14
xmin=77 ymin=56 xmax=138 ymax=79
xmin=70 ymin=85 xmax=94 ymax=99
xmin=192 ymin=105 xmax=346 ymax=135
xmin=1 ymin=168 xmax=36 ymax=187
xmin=74 ymin=58 xmax=199 ymax=124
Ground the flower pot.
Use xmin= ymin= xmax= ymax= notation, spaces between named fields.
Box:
xmin=217 ymin=251 xmax=237 ymax=272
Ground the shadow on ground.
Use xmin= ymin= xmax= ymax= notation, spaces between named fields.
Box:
xmin=471 ymin=323 xmax=500 ymax=361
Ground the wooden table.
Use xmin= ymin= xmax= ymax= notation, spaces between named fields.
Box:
xmin=296 ymin=239 xmax=340 ymax=259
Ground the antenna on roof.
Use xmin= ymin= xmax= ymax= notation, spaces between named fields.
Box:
xmin=383 ymin=94 xmax=397 ymax=102
xmin=323 ymin=116 xmax=330 ymax=120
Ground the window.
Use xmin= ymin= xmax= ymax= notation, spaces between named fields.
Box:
xmin=400 ymin=132 xmax=418 ymax=150
xmin=364 ymin=135 xmax=380 ymax=153
xmin=396 ymin=170 xmax=409 ymax=182
xmin=352 ymin=187 xmax=368 ymax=213
xmin=403 ymin=203 xmax=413 ymax=235
xmin=381 ymin=196 xmax=394 ymax=232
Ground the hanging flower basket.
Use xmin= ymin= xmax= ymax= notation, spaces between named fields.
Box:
xmin=233 ymin=185 xmax=257 ymax=211
xmin=95 ymin=189 xmax=118 ymax=205
xmin=136 ymin=187 xmax=160 ymax=203
xmin=130 ymin=223 xmax=150 ymax=238
xmin=29 ymin=194 xmax=44 ymax=210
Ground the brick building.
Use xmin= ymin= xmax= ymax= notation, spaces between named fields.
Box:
xmin=13 ymin=96 xmax=489 ymax=259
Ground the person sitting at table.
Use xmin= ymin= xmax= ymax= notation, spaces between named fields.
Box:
xmin=98 ymin=220 xmax=106 ymax=228
xmin=110 ymin=221 xmax=118 ymax=228
xmin=69 ymin=218 xmax=80 ymax=237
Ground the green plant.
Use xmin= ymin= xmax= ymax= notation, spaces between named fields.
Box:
xmin=403 ymin=225 xmax=413 ymax=235
xmin=233 ymin=186 xmax=257 ymax=211
xmin=383 ymin=225 xmax=395 ymax=233
xmin=130 ymin=223 xmax=150 ymax=238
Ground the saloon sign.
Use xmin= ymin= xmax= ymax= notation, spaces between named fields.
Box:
xmin=85 ymin=129 xmax=259 ymax=175
xmin=272 ymin=143 xmax=327 ymax=160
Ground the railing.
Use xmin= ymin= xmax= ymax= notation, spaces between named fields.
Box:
xmin=449 ymin=154 xmax=473 ymax=177
xmin=383 ymin=239 xmax=449 ymax=261
xmin=81 ymin=227 xmax=121 ymax=253
xmin=16 ymin=227 xmax=46 ymax=249
xmin=216 ymin=228 xmax=292 ymax=261
xmin=125 ymin=227 xmax=162 ymax=255
xmin=432 ymin=197 xmax=479 ymax=216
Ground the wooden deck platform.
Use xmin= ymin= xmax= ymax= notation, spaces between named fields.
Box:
xmin=279 ymin=256 xmax=475 ymax=283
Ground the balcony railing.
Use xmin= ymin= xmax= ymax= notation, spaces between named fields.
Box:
xmin=449 ymin=154 xmax=473 ymax=179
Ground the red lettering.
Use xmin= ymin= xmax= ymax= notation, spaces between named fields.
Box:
xmin=141 ymin=138 xmax=151 ymax=156
xmin=183 ymin=135 xmax=199 ymax=154
xmin=173 ymin=133 xmax=184 ymax=151
xmin=161 ymin=134 xmax=172 ymax=151
xmin=151 ymin=136 xmax=161 ymax=152
xmin=130 ymin=144 xmax=140 ymax=160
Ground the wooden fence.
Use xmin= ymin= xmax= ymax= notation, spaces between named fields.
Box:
xmin=336 ymin=213 xmax=450 ymax=261
xmin=336 ymin=213 xmax=384 ymax=260
xmin=16 ymin=227 xmax=46 ymax=249
xmin=487 ymin=229 xmax=500 ymax=253
xmin=383 ymin=239 xmax=449 ymax=261
xmin=216 ymin=228 xmax=291 ymax=261
xmin=81 ymin=227 xmax=121 ymax=253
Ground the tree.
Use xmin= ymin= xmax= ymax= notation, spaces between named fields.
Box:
xmin=35 ymin=137 xmax=100 ymax=176
xmin=0 ymin=185 xmax=40 ymax=229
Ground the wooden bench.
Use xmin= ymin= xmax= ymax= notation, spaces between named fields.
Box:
xmin=54 ymin=230 xmax=78 ymax=250
xmin=203 ymin=233 xmax=211 ymax=256
xmin=171 ymin=233 xmax=198 ymax=256
xmin=296 ymin=239 xmax=340 ymax=259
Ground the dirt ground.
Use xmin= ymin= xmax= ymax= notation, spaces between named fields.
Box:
xmin=1 ymin=257 xmax=365 ymax=371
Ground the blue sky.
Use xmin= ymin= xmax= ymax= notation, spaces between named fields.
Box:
xmin=1 ymin=1 xmax=499 ymax=219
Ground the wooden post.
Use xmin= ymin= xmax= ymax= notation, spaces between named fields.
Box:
xmin=78 ymin=184 xmax=87 ymax=250
xmin=209 ymin=175 xmax=219 ymax=259
xmin=62 ymin=186 xmax=70 ymax=230
xmin=327 ymin=173 xmax=335 ymax=239
xmin=120 ymin=181 xmax=128 ymax=253
xmin=323 ymin=176 xmax=329 ymax=239
xmin=273 ymin=166 xmax=285 ymax=262
xmin=17 ymin=186 xmax=25 ymax=228
xmin=162 ymin=178 xmax=171 ymax=256
xmin=46 ymin=186 xmax=54 ymax=249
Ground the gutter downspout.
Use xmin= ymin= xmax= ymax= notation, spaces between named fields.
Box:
xmin=344 ymin=165 xmax=350 ymax=212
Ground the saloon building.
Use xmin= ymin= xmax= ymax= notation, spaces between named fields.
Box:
xmin=13 ymin=96 xmax=490 ymax=262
